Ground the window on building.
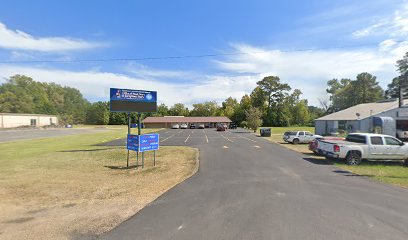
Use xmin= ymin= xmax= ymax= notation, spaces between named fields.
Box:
xmin=30 ymin=119 xmax=37 ymax=126
xmin=370 ymin=137 xmax=383 ymax=145
xmin=338 ymin=120 xmax=347 ymax=130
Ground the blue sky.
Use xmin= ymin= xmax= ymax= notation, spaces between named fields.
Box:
xmin=0 ymin=0 xmax=407 ymax=107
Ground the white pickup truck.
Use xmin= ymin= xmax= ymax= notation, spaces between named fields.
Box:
xmin=283 ymin=131 xmax=322 ymax=144
xmin=318 ymin=133 xmax=408 ymax=166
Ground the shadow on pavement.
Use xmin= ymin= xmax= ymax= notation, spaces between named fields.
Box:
xmin=303 ymin=157 xmax=333 ymax=165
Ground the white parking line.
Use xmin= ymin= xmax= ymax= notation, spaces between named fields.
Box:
xmin=238 ymin=135 xmax=257 ymax=142
xmin=254 ymin=145 xmax=261 ymax=148
xmin=221 ymin=134 xmax=234 ymax=143
xmin=203 ymin=129 xmax=209 ymax=143
xmin=161 ymin=130 xmax=182 ymax=142
xmin=223 ymin=146 xmax=229 ymax=149
xmin=185 ymin=134 xmax=191 ymax=143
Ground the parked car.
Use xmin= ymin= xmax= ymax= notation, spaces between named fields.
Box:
xmin=171 ymin=124 xmax=180 ymax=129
xmin=309 ymin=137 xmax=345 ymax=155
xmin=318 ymin=133 xmax=408 ymax=166
xmin=229 ymin=123 xmax=237 ymax=129
xmin=180 ymin=123 xmax=188 ymax=129
xmin=189 ymin=123 xmax=196 ymax=129
xmin=217 ymin=124 xmax=226 ymax=131
xmin=283 ymin=131 xmax=322 ymax=144
xmin=198 ymin=124 xmax=205 ymax=129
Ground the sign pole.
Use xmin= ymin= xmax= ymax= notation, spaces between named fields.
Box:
xmin=142 ymin=152 xmax=144 ymax=168
xmin=126 ymin=112 xmax=130 ymax=168
xmin=154 ymin=151 xmax=156 ymax=166
xmin=137 ymin=112 xmax=141 ymax=168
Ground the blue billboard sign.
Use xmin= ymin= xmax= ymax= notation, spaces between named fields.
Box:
xmin=110 ymin=88 xmax=157 ymax=102
xmin=110 ymin=88 xmax=157 ymax=112
xmin=126 ymin=134 xmax=159 ymax=152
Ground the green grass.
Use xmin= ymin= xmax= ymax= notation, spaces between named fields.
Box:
xmin=261 ymin=128 xmax=408 ymax=188
xmin=257 ymin=126 xmax=315 ymax=135
xmin=338 ymin=163 xmax=408 ymax=187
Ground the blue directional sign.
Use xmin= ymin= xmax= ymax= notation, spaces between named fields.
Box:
xmin=127 ymin=134 xmax=140 ymax=151
xmin=126 ymin=133 xmax=159 ymax=152
xmin=110 ymin=88 xmax=157 ymax=112
xmin=139 ymin=134 xmax=159 ymax=152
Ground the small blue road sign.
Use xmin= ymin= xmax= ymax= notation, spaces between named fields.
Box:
xmin=139 ymin=134 xmax=159 ymax=152
xmin=127 ymin=134 xmax=139 ymax=151
xmin=126 ymin=134 xmax=159 ymax=152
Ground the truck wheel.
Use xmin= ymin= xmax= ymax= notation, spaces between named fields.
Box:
xmin=293 ymin=139 xmax=299 ymax=145
xmin=346 ymin=152 xmax=362 ymax=165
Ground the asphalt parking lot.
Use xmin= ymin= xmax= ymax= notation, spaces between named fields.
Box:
xmin=101 ymin=128 xmax=408 ymax=240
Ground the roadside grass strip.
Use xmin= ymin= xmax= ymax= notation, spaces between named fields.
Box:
xmin=262 ymin=130 xmax=408 ymax=188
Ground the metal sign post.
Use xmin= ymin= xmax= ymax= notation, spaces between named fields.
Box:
xmin=126 ymin=112 xmax=130 ymax=168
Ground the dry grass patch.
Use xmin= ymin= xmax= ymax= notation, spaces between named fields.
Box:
xmin=0 ymin=128 xmax=198 ymax=240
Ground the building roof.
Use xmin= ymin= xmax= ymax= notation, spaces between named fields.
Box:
xmin=0 ymin=112 xmax=58 ymax=117
xmin=143 ymin=116 xmax=232 ymax=123
xmin=316 ymin=99 xmax=402 ymax=121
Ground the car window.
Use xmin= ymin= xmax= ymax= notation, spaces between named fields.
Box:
xmin=284 ymin=131 xmax=297 ymax=136
xmin=305 ymin=132 xmax=313 ymax=136
xmin=346 ymin=134 xmax=366 ymax=144
xmin=385 ymin=137 xmax=401 ymax=146
xmin=370 ymin=137 xmax=383 ymax=145
xmin=299 ymin=132 xmax=305 ymax=136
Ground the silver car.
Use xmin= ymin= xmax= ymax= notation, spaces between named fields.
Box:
xmin=171 ymin=124 xmax=180 ymax=129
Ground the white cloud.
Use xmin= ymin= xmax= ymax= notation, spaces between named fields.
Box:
xmin=0 ymin=65 xmax=260 ymax=107
xmin=352 ymin=2 xmax=408 ymax=38
xmin=214 ymin=42 xmax=408 ymax=105
xmin=123 ymin=63 xmax=196 ymax=79
xmin=0 ymin=22 xmax=104 ymax=52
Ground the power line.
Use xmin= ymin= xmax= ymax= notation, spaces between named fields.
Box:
xmin=0 ymin=42 xmax=404 ymax=64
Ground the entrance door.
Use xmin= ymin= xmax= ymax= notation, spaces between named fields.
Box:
xmin=30 ymin=119 xmax=37 ymax=126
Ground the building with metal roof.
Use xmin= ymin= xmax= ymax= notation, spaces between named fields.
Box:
xmin=143 ymin=116 xmax=232 ymax=128
xmin=315 ymin=99 xmax=408 ymax=137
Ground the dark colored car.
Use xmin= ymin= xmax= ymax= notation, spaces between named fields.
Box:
xmin=229 ymin=123 xmax=237 ymax=129
xmin=217 ymin=124 xmax=226 ymax=131
xmin=189 ymin=123 xmax=196 ymax=129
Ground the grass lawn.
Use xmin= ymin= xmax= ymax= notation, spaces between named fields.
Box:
xmin=262 ymin=129 xmax=408 ymax=188
xmin=0 ymin=126 xmax=199 ymax=239
xmin=257 ymin=126 xmax=315 ymax=135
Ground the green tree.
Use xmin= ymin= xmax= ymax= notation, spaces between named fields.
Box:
xmin=353 ymin=72 xmax=383 ymax=104
xmin=221 ymin=97 xmax=239 ymax=119
xmin=169 ymin=103 xmax=189 ymax=116
xmin=385 ymin=77 xmax=400 ymax=99
xmin=245 ymin=107 xmax=263 ymax=132
xmin=190 ymin=101 xmax=218 ymax=116
xmin=86 ymin=102 xmax=109 ymax=125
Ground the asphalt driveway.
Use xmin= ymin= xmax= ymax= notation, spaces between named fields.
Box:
xmin=100 ymin=128 xmax=408 ymax=240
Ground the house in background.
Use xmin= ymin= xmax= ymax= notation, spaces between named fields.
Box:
xmin=0 ymin=113 xmax=58 ymax=128
xmin=315 ymin=99 xmax=408 ymax=137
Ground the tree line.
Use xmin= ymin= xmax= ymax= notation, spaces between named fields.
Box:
xmin=2 ymin=52 xmax=408 ymax=129
xmin=323 ymin=53 xmax=408 ymax=113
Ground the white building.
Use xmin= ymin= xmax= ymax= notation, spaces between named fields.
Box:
xmin=315 ymin=99 xmax=408 ymax=137
xmin=0 ymin=113 xmax=58 ymax=128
